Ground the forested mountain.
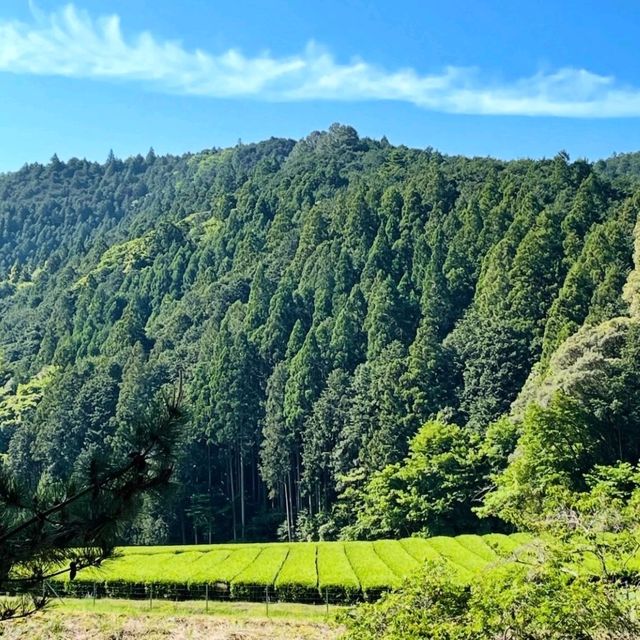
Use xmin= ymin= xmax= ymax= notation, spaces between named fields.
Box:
xmin=1 ymin=124 xmax=639 ymax=544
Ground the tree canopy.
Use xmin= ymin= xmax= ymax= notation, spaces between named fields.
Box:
xmin=0 ymin=126 xmax=638 ymax=542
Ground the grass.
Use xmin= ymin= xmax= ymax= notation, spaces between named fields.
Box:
xmin=49 ymin=596 xmax=342 ymax=620
xmin=4 ymin=598 xmax=344 ymax=640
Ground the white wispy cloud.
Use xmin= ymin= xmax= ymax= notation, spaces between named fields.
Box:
xmin=1 ymin=4 xmax=639 ymax=118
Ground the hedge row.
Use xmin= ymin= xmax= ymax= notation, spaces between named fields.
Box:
xmin=54 ymin=534 xmax=532 ymax=603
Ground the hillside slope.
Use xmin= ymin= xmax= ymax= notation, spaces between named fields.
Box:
xmin=0 ymin=125 xmax=638 ymax=543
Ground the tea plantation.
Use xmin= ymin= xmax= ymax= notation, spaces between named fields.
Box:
xmin=54 ymin=533 xmax=535 ymax=603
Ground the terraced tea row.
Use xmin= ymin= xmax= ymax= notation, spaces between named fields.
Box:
xmin=56 ymin=534 xmax=532 ymax=603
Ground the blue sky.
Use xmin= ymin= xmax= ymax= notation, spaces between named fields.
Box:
xmin=1 ymin=1 xmax=640 ymax=171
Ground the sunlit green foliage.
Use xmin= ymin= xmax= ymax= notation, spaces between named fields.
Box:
xmin=316 ymin=542 xmax=360 ymax=602
xmin=372 ymin=540 xmax=419 ymax=579
xmin=344 ymin=542 xmax=401 ymax=594
xmin=274 ymin=543 xmax=317 ymax=601
xmin=0 ymin=126 xmax=638 ymax=543
xmin=344 ymin=470 xmax=640 ymax=640
xmin=54 ymin=534 xmax=537 ymax=603
xmin=231 ymin=545 xmax=289 ymax=598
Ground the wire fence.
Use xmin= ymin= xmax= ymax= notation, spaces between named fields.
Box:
xmin=3 ymin=580 xmax=385 ymax=613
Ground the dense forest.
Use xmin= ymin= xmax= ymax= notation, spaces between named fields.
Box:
xmin=1 ymin=124 xmax=640 ymax=545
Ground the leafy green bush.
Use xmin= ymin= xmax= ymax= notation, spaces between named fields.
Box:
xmin=343 ymin=560 xmax=640 ymax=640
xmin=426 ymin=537 xmax=486 ymax=576
xmin=399 ymin=537 xmax=445 ymax=564
xmin=206 ymin=546 xmax=262 ymax=584
xmin=344 ymin=542 xmax=400 ymax=599
xmin=341 ymin=562 xmax=470 ymax=640
xmin=186 ymin=549 xmax=233 ymax=585
xmin=317 ymin=542 xmax=360 ymax=603
xmin=481 ymin=532 xmax=530 ymax=556
xmin=58 ymin=579 xmax=106 ymax=598
xmin=274 ymin=543 xmax=318 ymax=602
xmin=454 ymin=535 xmax=498 ymax=563
xmin=231 ymin=546 xmax=289 ymax=600
xmin=345 ymin=474 xmax=640 ymax=639
xmin=372 ymin=540 xmax=419 ymax=578
xmin=51 ymin=535 xmax=548 ymax=604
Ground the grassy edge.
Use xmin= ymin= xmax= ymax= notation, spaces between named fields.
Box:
xmin=44 ymin=597 xmax=346 ymax=621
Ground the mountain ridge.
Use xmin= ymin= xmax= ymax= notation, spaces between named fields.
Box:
xmin=0 ymin=124 xmax=638 ymax=543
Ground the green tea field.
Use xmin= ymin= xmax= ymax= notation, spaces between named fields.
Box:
xmin=54 ymin=533 xmax=534 ymax=603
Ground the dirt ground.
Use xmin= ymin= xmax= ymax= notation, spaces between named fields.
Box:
xmin=1 ymin=612 xmax=343 ymax=639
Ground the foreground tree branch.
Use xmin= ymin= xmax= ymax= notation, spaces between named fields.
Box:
xmin=0 ymin=383 xmax=184 ymax=622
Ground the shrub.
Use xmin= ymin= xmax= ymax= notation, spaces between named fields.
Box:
xmin=205 ymin=545 xmax=262 ymax=584
xmin=454 ymin=535 xmax=498 ymax=563
xmin=231 ymin=546 xmax=289 ymax=600
xmin=274 ymin=543 xmax=319 ymax=602
xmin=317 ymin=542 xmax=360 ymax=603
xmin=343 ymin=560 xmax=640 ymax=640
xmin=399 ymin=537 xmax=445 ymax=564
xmin=426 ymin=537 xmax=486 ymax=577
xmin=344 ymin=542 xmax=399 ymax=599
xmin=48 ymin=535 xmax=540 ymax=605
xmin=372 ymin=540 xmax=419 ymax=579
xmin=341 ymin=562 xmax=470 ymax=640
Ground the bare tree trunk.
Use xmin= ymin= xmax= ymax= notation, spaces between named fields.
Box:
xmin=207 ymin=441 xmax=213 ymax=544
xmin=288 ymin=471 xmax=295 ymax=540
xmin=618 ymin=425 xmax=623 ymax=460
xmin=240 ymin=449 xmax=245 ymax=540
xmin=283 ymin=480 xmax=291 ymax=542
xmin=228 ymin=454 xmax=237 ymax=541
xmin=296 ymin=453 xmax=302 ymax=514
xmin=252 ymin=451 xmax=257 ymax=507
